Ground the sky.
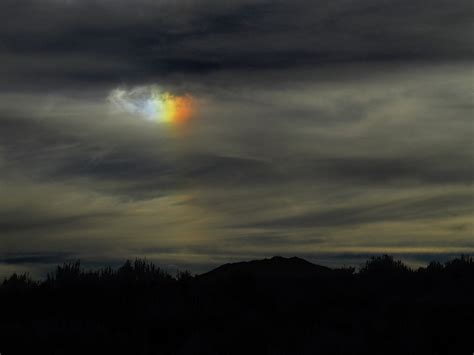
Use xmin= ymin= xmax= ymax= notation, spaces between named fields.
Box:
xmin=0 ymin=0 xmax=473 ymax=277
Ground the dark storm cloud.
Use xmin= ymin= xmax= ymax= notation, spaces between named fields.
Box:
xmin=0 ymin=0 xmax=473 ymax=88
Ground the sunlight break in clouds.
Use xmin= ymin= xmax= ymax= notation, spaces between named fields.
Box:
xmin=108 ymin=85 xmax=194 ymax=125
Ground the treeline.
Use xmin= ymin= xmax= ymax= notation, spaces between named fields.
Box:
xmin=2 ymin=255 xmax=473 ymax=289
xmin=0 ymin=255 xmax=473 ymax=355
xmin=1 ymin=259 xmax=189 ymax=289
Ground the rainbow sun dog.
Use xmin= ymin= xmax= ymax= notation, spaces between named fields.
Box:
xmin=109 ymin=85 xmax=194 ymax=124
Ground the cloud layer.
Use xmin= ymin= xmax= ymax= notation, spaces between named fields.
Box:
xmin=0 ymin=0 xmax=473 ymax=276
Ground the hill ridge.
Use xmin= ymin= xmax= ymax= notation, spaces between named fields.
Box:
xmin=200 ymin=255 xmax=331 ymax=279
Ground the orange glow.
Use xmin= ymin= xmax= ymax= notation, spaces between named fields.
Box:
xmin=173 ymin=96 xmax=194 ymax=124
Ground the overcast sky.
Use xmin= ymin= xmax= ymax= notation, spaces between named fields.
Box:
xmin=0 ymin=0 xmax=473 ymax=276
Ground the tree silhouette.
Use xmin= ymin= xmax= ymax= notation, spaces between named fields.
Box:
xmin=359 ymin=254 xmax=410 ymax=275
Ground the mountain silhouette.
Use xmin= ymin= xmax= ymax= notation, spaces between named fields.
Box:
xmin=199 ymin=255 xmax=331 ymax=281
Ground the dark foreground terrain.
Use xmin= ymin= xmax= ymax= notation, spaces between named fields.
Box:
xmin=1 ymin=255 xmax=473 ymax=355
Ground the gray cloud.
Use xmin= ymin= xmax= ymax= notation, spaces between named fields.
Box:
xmin=0 ymin=0 xmax=473 ymax=89
xmin=0 ymin=252 xmax=75 ymax=265
xmin=245 ymin=193 xmax=474 ymax=229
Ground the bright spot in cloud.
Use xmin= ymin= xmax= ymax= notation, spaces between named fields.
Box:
xmin=108 ymin=85 xmax=194 ymax=124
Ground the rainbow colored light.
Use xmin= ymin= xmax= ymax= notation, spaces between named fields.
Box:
xmin=108 ymin=85 xmax=194 ymax=124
